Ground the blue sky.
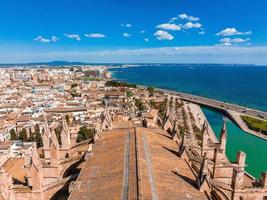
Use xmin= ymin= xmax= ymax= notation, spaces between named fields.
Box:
xmin=1 ymin=0 xmax=267 ymax=64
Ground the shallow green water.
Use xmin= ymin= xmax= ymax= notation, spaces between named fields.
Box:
xmin=202 ymin=107 xmax=267 ymax=179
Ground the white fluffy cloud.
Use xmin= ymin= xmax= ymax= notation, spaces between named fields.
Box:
xmin=220 ymin=38 xmax=250 ymax=43
xmin=51 ymin=36 xmax=59 ymax=42
xmin=154 ymin=30 xmax=174 ymax=40
xmin=85 ymin=33 xmax=106 ymax=38
xmin=198 ymin=31 xmax=205 ymax=35
xmin=64 ymin=34 xmax=81 ymax=41
xmin=178 ymin=13 xmax=200 ymax=21
xmin=34 ymin=36 xmax=58 ymax=43
xmin=123 ymin=33 xmax=131 ymax=37
xmin=156 ymin=23 xmax=181 ymax=31
xmin=121 ymin=23 xmax=132 ymax=28
xmin=220 ymin=37 xmax=250 ymax=46
xmin=216 ymin=28 xmax=252 ymax=36
xmin=182 ymin=22 xmax=202 ymax=29
xmin=140 ymin=30 xmax=146 ymax=34
xmin=169 ymin=17 xmax=178 ymax=23
xmin=34 ymin=36 xmax=50 ymax=43
xmin=144 ymin=38 xmax=149 ymax=42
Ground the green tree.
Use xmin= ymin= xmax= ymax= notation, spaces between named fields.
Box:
xmin=126 ymin=91 xmax=133 ymax=97
xmin=54 ymin=126 xmax=62 ymax=145
xmin=71 ymin=83 xmax=78 ymax=88
xmin=18 ymin=128 xmax=28 ymax=142
xmin=149 ymin=99 xmax=156 ymax=108
xmin=65 ymin=114 xmax=70 ymax=125
xmin=105 ymin=80 xmax=136 ymax=88
xmin=34 ymin=124 xmax=40 ymax=134
xmin=158 ymin=98 xmax=168 ymax=117
xmin=34 ymin=124 xmax=43 ymax=147
xmin=135 ymin=98 xmax=145 ymax=111
xmin=35 ymin=131 xmax=43 ymax=148
xmin=10 ymin=128 xmax=17 ymax=140
xmin=147 ymin=86 xmax=155 ymax=94
xmin=76 ymin=126 xmax=95 ymax=142
xmin=28 ymin=128 xmax=35 ymax=142
xmin=179 ymin=125 xmax=185 ymax=137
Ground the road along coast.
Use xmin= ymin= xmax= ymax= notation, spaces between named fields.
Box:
xmin=144 ymin=85 xmax=267 ymax=141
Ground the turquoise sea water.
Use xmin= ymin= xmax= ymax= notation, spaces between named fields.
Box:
xmin=109 ymin=65 xmax=267 ymax=111
xmin=202 ymin=107 xmax=267 ymax=178
xmin=109 ymin=64 xmax=267 ymax=178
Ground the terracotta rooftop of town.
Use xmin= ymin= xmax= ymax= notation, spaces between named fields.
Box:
xmin=1 ymin=112 xmax=17 ymax=121
xmin=105 ymin=91 xmax=125 ymax=96
xmin=3 ymin=157 xmax=27 ymax=184
xmin=0 ymin=141 xmax=14 ymax=150
xmin=68 ymin=127 xmax=208 ymax=200
xmin=143 ymin=109 xmax=158 ymax=119
xmin=17 ymin=114 xmax=32 ymax=122
xmin=46 ymin=106 xmax=87 ymax=113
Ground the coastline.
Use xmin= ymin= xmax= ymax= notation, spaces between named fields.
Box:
xmin=108 ymin=70 xmax=267 ymax=141
xmin=107 ymin=65 xmax=267 ymax=113
xmin=110 ymin=71 xmax=266 ymax=116
xmin=159 ymin=87 xmax=267 ymax=141
xmin=119 ymin=78 xmax=267 ymax=141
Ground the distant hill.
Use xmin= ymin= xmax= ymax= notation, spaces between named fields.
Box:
xmin=26 ymin=60 xmax=89 ymax=66
xmin=0 ymin=60 xmax=90 ymax=66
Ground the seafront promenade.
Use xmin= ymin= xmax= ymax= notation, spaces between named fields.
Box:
xmin=135 ymin=84 xmax=267 ymax=120
xmin=152 ymin=87 xmax=267 ymax=140
xmin=169 ymin=90 xmax=267 ymax=120
xmin=131 ymin=82 xmax=267 ymax=138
